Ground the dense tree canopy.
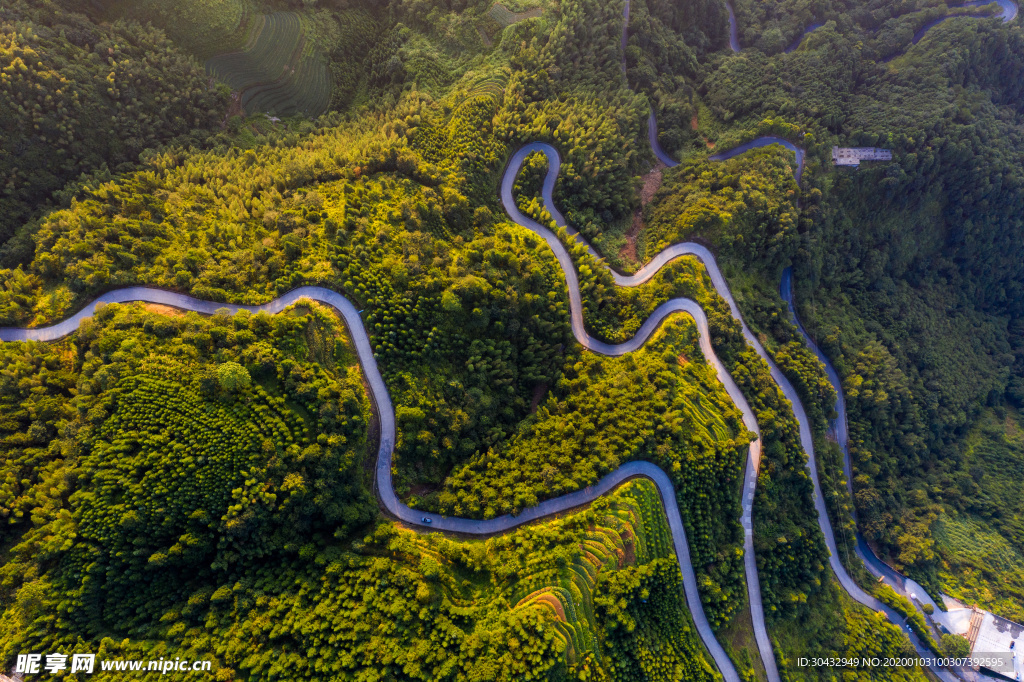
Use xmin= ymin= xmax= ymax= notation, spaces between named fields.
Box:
xmin=3 ymin=0 xmax=1022 ymax=677
xmin=0 ymin=0 xmax=227 ymax=250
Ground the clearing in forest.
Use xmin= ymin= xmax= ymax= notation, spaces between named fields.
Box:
xmin=488 ymin=2 xmax=544 ymax=27
xmin=205 ymin=12 xmax=332 ymax=119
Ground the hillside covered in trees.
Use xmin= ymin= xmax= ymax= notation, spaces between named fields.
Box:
xmin=2 ymin=0 xmax=1023 ymax=678
xmin=683 ymin=10 xmax=1024 ymax=612
xmin=612 ymin=0 xmax=1024 ymax=622
xmin=0 ymin=0 xmax=228 ymax=251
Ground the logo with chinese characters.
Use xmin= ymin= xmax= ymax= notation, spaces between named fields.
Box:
xmin=16 ymin=654 xmax=95 ymax=674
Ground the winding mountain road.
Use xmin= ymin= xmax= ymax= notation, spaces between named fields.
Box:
xmin=912 ymin=0 xmax=1017 ymax=44
xmin=725 ymin=1 xmax=741 ymax=52
xmin=509 ymin=136 xmax=961 ymax=678
xmin=5 ymin=3 xmax=1016 ymax=677
xmin=0 ymin=136 xmax=951 ymax=682
xmin=0 ymin=142 xmax=969 ymax=681
xmin=641 ymin=74 xmax=963 ymax=682
xmin=725 ymin=0 xmax=1015 ymax=59
xmin=505 ymin=142 xmax=783 ymax=681
xmin=781 ymin=271 xmax=1002 ymax=680
xmin=0 ymin=184 xmax=764 ymax=682
xmin=630 ymin=1 xmax=973 ymax=672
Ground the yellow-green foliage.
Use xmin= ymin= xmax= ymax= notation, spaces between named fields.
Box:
xmin=941 ymin=633 xmax=972 ymax=658
xmin=0 ymin=301 xmax=375 ymax=638
xmin=934 ymin=513 xmax=1024 ymax=622
xmin=434 ymin=316 xmax=746 ymax=540
xmin=0 ymin=0 xmax=228 ymax=244
xmin=580 ymin=251 xmax=729 ymax=345
xmin=0 ymin=122 xmax=435 ymax=325
xmin=510 ymin=480 xmax=672 ymax=666
xmin=495 ymin=68 xmax=648 ymax=238
xmin=771 ymin=581 xmax=930 ymax=681
xmin=644 ymin=147 xmax=801 ymax=263
xmin=550 ymin=216 xmax=830 ymax=623
xmin=409 ymin=83 xmax=509 ymax=201
xmin=17 ymin=479 xmax=709 ymax=680
xmin=0 ymin=105 xmax=581 ymax=517
xmin=3 ymin=333 xmax=717 ymax=682
xmin=433 ymin=316 xmax=750 ymax=628
xmin=513 ymin=149 xmax=549 ymax=216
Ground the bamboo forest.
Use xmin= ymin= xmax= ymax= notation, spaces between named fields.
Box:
xmin=2 ymin=0 xmax=1024 ymax=680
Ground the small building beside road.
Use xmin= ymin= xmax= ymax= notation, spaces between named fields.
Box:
xmin=970 ymin=611 xmax=1023 ymax=681
xmin=832 ymin=146 xmax=893 ymax=166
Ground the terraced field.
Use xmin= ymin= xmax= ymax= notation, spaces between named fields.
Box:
xmin=393 ymin=479 xmax=678 ymax=670
xmin=931 ymin=408 xmax=1024 ymax=622
xmin=488 ymin=2 xmax=545 ymax=26
xmin=505 ymin=480 xmax=673 ymax=665
xmin=934 ymin=514 xmax=1024 ymax=621
xmin=465 ymin=71 xmax=509 ymax=105
xmin=206 ymin=12 xmax=332 ymax=119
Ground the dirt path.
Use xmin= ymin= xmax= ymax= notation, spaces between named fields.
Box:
xmin=619 ymin=162 xmax=666 ymax=263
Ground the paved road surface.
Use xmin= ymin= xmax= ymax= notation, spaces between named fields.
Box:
xmin=1 ymin=298 xmax=752 ymax=679
xmin=3 ymin=139 xmax=818 ymax=682
xmin=726 ymin=1 xmax=741 ymax=52
xmin=709 ymin=137 xmax=806 ymax=183
xmin=785 ymin=23 xmax=825 ymax=53
xmin=913 ymin=0 xmax=1016 ymax=43
xmin=5 ymin=0 xmax=1019 ymax=675
xmin=6 ymin=114 xmax=999 ymax=682
xmin=507 ymin=136 xmax=962 ymax=681
xmin=781 ymin=270 xmax=990 ymax=681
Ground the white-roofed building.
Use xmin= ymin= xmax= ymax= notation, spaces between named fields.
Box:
xmin=970 ymin=611 xmax=1023 ymax=681
xmin=831 ymin=146 xmax=893 ymax=166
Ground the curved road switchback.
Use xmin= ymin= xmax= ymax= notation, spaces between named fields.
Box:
xmin=640 ymin=0 xmax=994 ymax=675
xmin=1 ymin=137 xmax=818 ymax=682
xmin=709 ymin=137 xmax=806 ymax=183
xmin=1 ymin=134 xmax=965 ymax=682
xmin=623 ymin=4 xmax=784 ymax=673
xmin=641 ymin=0 xmax=804 ymax=192
xmin=785 ymin=23 xmax=825 ymax=53
xmin=781 ymin=271 xmax=997 ymax=682
xmin=913 ymin=0 xmax=1016 ymax=43
xmin=0 ymin=287 xmax=742 ymax=681
xmin=503 ymin=144 xmax=776 ymax=681
xmin=628 ymin=34 xmax=962 ymax=670
xmin=646 ymin=113 xmax=805 ymax=186
xmin=9 ymin=3 xmax=1012 ymax=669
xmin=787 ymin=0 xmax=1015 ymax=56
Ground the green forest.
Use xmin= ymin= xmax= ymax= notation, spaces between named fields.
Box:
xmin=2 ymin=0 xmax=1024 ymax=678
